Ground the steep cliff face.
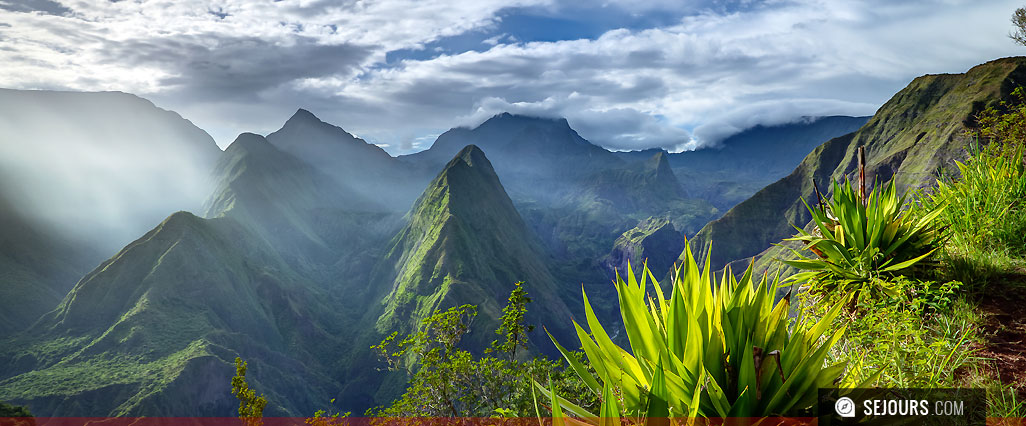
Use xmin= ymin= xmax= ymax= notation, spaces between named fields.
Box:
xmin=695 ymin=57 xmax=1026 ymax=270
xmin=604 ymin=217 xmax=684 ymax=279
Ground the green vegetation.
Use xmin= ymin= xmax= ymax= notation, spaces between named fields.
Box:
xmin=918 ymin=142 xmax=1026 ymax=287
xmin=0 ymin=401 xmax=32 ymax=417
xmin=0 ymin=401 xmax=34 ymax=426
xmin=487 ymin=281 xmax=534 ymax=362
xmin=369 ymin=283 xmax=596 ymax=417
xmin=928 ymin=93 xmax=1026 ymax=415
xmin=783 ymin=176 xmax=944 ymax=299
xmin=778 ymin=169 xmax=970 ymax=390
xmin=542 ymin=241 xmax=872 ymax=419
xmin=696 ymin=57 xmax=1026 ymax=271
xmin=305 ymin=400 xmax=350 ymax=426
xmin=604 ymin=216 xmax=684 ymax=279
xmin=232 ymin=357 xmax=268 ymax=422
xmin=779 ymin=84 xmax=1026 ymax=417
xmin=374 ymin=145 xmax=574 ymax=351
xmin=798 ymin=276 xmax=976 ymax=387
xmin=912 ymin=89 xmax=1026 ymax=289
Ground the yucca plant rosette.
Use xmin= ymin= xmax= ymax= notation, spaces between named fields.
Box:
xmin=781 ymin=178 xmax=945 ymax=295
xmin=536 ymin=240 xmax=875 ymax=423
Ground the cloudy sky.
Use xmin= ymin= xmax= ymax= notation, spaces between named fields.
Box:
xmin=0 ymin=0 xmax=1022 ymax=154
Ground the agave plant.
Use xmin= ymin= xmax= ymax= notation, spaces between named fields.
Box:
xmin=537 ymin=240 xmax=872 ymax=422
xmin=782 ymin=178 xmax=945 ymax=289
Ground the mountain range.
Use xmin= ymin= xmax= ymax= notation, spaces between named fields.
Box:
xmin=2 ymin=57 xmax=1014 ymax=416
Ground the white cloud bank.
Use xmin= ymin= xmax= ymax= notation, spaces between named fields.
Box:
xmin=0 ymin=0 xmax=1022 ymax=152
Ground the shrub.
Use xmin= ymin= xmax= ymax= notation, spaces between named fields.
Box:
xmin=370 ymin=285 xmax=598 ymax=417
xmin=0 ymin=401 xmax=34 ymax=426
xmin=799 ymin=277 xmax=978 ymax=389
xmin=922 ymin=143 xmax=1026 ymax=257
xmin=539 ymin=241 xmax=872 ymax=419
xmin=232 ymin=357 xmax=268 ymax=426
xmin=782 ymin=178 xmax=945 ymax=295
xmin=918 ymin=87 xmax=1026 ymax=289
xmin=0 ymin=401 xmax=32 ymax=418
xmin=975 ymin=86 xmax=1026 ymax=155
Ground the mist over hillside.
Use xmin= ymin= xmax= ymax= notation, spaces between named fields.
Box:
xmin=0 ymin=89 xmax=221 ymax=256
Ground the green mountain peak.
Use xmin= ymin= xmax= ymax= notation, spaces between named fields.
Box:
xmin=452 ymin=144 xmax=489 ymax=167
xmin=431 ymin=144 xmax=507 ymax=203
xmin=374 ymin=144 xmax=572 ymax=349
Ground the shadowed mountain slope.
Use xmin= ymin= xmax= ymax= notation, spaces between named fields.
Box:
xmin=267 ymin=109 xmax=424 ymax=211
xmin=204 ymin=133 xmax=386 ymax=263
xmin=0 ymin=195 xmax=91 ymax=334
xmin=615 ymin=116 xmax=869 ymax=210
xmin=579 ymin=152 xmax=692 ymax=211
xmin=603 ymin=216 xmax=684 ymax=279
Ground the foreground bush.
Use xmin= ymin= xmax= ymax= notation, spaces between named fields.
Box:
xmin=913 ymin=87 xmax=1026 ymax=288
xmin=540 ymin=241 xmax=872 ymax=419
xmin=934 ymin=145 xmax=1026 ymax=250
xmin=370 ymin=283 xmax=597 ymax=417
